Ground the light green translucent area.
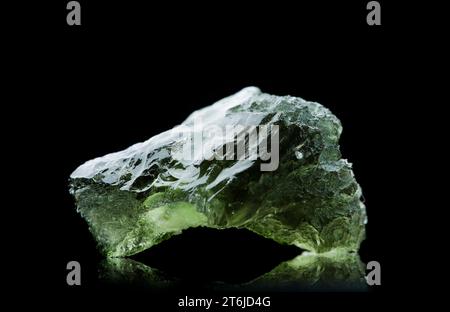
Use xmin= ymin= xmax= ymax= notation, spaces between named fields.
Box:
xmin=143 ymin=200 xmax=207 ymax=233
xmin=110 ymin=194 xmax=208 ymax=257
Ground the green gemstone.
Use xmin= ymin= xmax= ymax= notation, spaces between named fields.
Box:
xmin=70 ymin=87 xmax=366 ymax=258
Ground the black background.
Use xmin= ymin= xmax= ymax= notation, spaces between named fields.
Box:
xmin=11 ymin=0 xmax=425 ymax=309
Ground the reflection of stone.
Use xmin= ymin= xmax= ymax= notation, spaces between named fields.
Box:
xmin=99 ymin=258 xmax=179 ymax=290
xmin=100 ymin=250 xmax=367 ymax=291
xmin=238 ymin=249 xmax=367 ymax=291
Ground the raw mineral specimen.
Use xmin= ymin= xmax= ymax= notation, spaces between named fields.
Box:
xmin=69 ymin=87 xmax=366 ymax=258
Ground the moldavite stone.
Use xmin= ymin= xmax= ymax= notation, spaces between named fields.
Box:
xmin=69 ymin=87 xmax=366 ymax=257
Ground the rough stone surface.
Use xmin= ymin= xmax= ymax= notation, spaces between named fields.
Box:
xmin=70 ymin=87 xmax=366 ymax=257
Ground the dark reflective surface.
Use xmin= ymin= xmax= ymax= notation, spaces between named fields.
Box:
xmin=100 ymin=251 xmax=366 ymax=292
xmin=98 ymin=228 xmax=366 ymax=292
xmin=128 ymin=227 xmax=302 ymax=284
